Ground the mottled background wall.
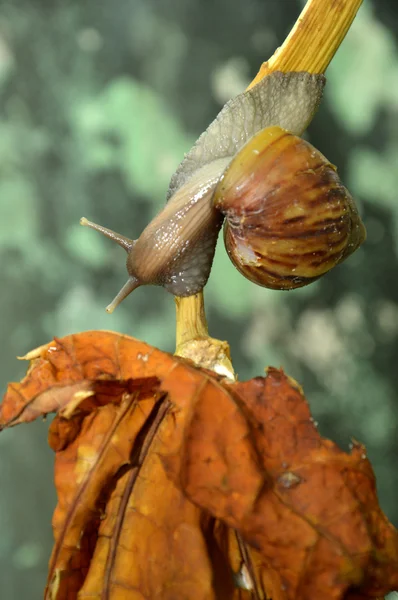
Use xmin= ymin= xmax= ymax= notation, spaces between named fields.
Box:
xmin=0 ymin=0 xmax=397 ymax=597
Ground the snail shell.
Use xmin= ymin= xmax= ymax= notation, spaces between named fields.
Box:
xmin=213 ymin=126 xmax=366 ymax=290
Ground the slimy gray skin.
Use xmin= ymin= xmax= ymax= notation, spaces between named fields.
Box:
xmin=80 ymin=72 xmax=326 ymax=312
xmin=167 ymin=72 xmax=325 ymax=199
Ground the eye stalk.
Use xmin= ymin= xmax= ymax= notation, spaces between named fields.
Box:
xmin=80 ymin=218 xmax=141 ymax=313
xmin=79 ymin=218 xmax=135 ymax=252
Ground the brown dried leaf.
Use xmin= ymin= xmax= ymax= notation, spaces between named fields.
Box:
xmin=1 ymin=331 xmax=397 ymax=600
xmin=166 ymin=370 xmax=398 ymax=599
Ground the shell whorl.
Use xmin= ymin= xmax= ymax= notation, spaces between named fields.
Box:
xmin=213 ymin=126 xmax=366 ymax=290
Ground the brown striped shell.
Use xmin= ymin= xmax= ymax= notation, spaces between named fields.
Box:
xmin=213 ymin=126 xmax=366 ymax=290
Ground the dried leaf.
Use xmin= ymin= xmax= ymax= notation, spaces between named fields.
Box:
xmin=166 ymin=370 xmax=398 ymax=599
xmin=1 ymin=331 xmax=397 ymax=600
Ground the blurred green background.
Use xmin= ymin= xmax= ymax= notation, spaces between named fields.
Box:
xmin=0 ymin=0 xmax=397 ymax=597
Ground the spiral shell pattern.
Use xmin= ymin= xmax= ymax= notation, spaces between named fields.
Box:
xmin=213 ymin=126 xmax=366 ymax=290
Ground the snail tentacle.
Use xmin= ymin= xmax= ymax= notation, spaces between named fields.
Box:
xmin=105 ymin=277 xmax=141 ymax=314
xmin=80 ymin=217 xmax=135 ymax=252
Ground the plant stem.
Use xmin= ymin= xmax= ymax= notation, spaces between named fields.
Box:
xmin=175 ymin=294 xmax=235 ymax=379
xmin=175 ymin=294 xmax=208 ymax=347
xmin=174 ymin=0 xmax=363 ymax=363
xmin=249 ymin=0 xmax=363 ymax=86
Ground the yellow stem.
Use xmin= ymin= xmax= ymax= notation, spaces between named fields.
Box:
xmin=175 ymin=294 xmax=208 ymax=348
xmin=249 ymin=0 xmax=363 ymax=86
xmin=174 ymin=294 xmax=235 ymax=379
xmin=175 ymin=0 xmax=363 ymax=357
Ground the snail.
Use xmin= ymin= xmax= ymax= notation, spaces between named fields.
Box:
xmin=81 ymin=72 xmax=366 ymax=312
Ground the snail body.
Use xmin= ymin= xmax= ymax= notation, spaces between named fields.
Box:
xmin=81 ymin=159 xmax=228 ymax=311
xmin=80 ymin=72 xmax=366 ymax=312
xmin=128 ymin=159 xmax=227 ymax=296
